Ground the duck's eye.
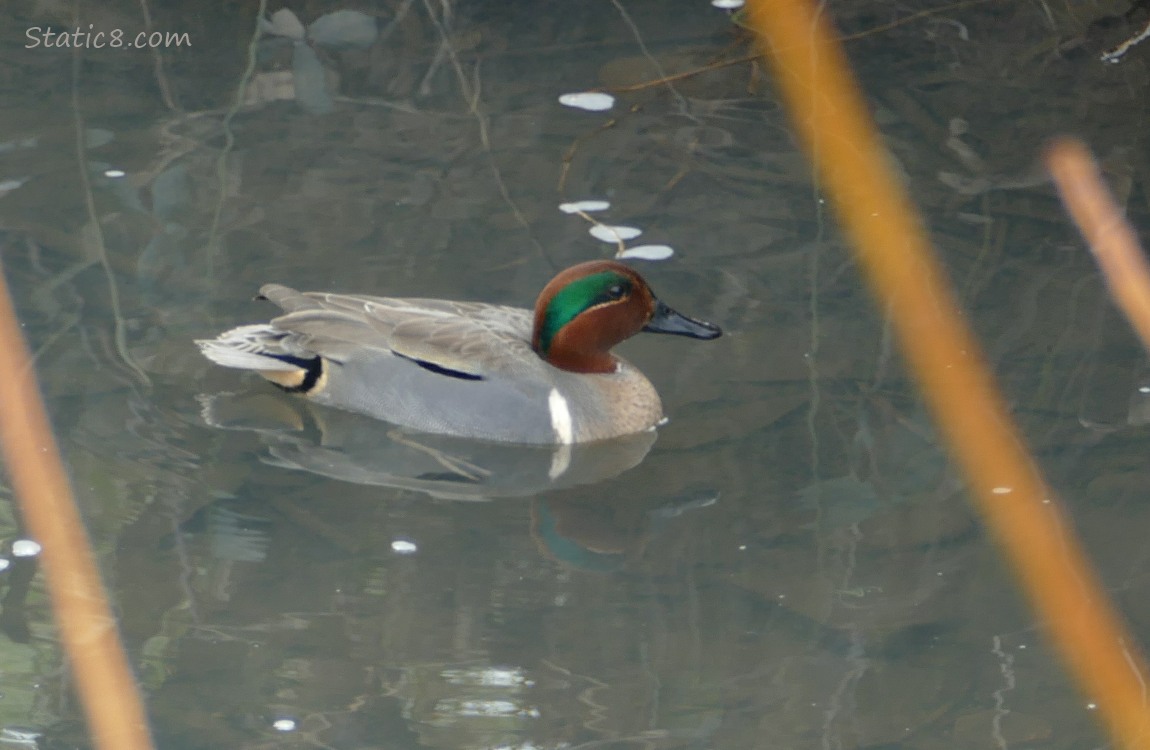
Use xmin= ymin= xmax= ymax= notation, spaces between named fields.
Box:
xmin=606 ymin=283 xmax=627 ymax=300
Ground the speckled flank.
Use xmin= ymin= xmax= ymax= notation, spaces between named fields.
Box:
xmin=572 ymin=361 xmax=665 ymax=442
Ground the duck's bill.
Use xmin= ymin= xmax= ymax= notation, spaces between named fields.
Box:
xmin=644 ymin=300 xmax=722 ymax=340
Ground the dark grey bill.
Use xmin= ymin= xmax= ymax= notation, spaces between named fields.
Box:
xmin=643 ymin=300 xmax=722 ymax=340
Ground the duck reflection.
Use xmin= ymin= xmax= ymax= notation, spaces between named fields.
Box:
xmin=531 ymin=489 xmax=717 ymax=571
xmin=200 ymin=391 xmax=657 ymax=500
xmin=200 ymin=391 xmax=718 ymax=571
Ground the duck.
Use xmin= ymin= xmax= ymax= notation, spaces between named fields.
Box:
xmin=196 ymin=260 xmax=721 ymax=444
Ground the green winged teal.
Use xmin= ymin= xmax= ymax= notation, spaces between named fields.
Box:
xmin=196 ymin=260 xmax=721 ymax=444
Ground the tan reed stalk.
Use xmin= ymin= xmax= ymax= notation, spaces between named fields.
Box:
xmin=0 ymin=264 xmax=154 ymax=750
xmin=744 ymin=1 xmax=1150 ymax=747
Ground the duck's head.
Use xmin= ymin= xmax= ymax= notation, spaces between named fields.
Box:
xmin=531 ymin=260 xmax=722 ymax=373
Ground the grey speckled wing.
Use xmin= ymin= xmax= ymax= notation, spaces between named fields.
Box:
xmin=259 ymin=284 xmax=538 ymax=378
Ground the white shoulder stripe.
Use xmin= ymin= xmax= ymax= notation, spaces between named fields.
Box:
xmin=548 ymin=388 xmax=575 ymax=444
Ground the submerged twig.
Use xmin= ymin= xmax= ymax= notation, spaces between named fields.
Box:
xmin=1101 ymin=14 xmax=1150 ymax=63
xmin=137 ymin=0 xmax=179 ymax=111
xmin=417 ymin=0 xmax=546 ymax=263
xmin=206 ymin=0 xmax=268 ymax=270
xmin=69 ymin=19 xmax=151 ymax=387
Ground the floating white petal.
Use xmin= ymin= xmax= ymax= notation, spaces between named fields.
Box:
xmin=391 ymin=539 xmax=418 ymax=554
xmin=558 ymin=92 xmax=615 ymax=112
xmin=711 ymin=0 xmax=745 ymax=8
xmin=558 ymin=200 xmax=611 ymax=214
xmin=11 ymin=540 xmax=40 ymax=558
xmin=619 ymin=244 xmax=674 ymax=261
xmin=589 ymin=225 xmax=642 ymax=242
xmin=0 ymin=559 xmax=9 ymax=572
xmin=272 ymin=719 xmax=297 ymax=732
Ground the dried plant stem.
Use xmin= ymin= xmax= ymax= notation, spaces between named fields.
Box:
xmin=1046 ymin=138 xmax=1150 ymax=353
xmin=1102 ymin=15 xmax=1150 ymax=63
xmin=418 ymin=0 xmax=545 ymax=264
xmin=207 ymin=0 xmax=268 ymax=268
xmin=0 ymin=262 xmax=154 ymax=749
xmin=744 ymin=1 xmax=1150 ymax=748
xmin=137 ymin=0 xmax=179 ymax=111
xmin=69 ymin=12 xmax=150 ymax=387
xmin=608 ymin=0 xmax=996 ymax=96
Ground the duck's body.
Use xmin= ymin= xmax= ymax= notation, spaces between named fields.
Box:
xmin=197 ymin=261 xmax=721 ymax=444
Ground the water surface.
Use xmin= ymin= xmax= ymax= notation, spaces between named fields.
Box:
xmin=2 ymin=1 xmax=1149 ymax=748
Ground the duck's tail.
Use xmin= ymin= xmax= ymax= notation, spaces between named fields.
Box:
xmin=196 ymin=325 xmax=300 ymax=371
xmin=197 ymin=325 xmax=323 ymax=391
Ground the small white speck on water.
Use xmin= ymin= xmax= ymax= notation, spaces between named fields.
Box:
xmin=391 ymin=539 xmax=418 ymax=554
xmin=11 ymin=540 xmax=40 ymax=557
xmin=558 ymin=92 xmax=615 ymax=111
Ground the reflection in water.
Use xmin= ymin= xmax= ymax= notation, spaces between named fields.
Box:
xmin=207 ymin=504 xmax=272 ymax=564
xmin=532 ymin=489 xmax=718 ymax=572
xmin=200 ymin=393 xmax=658 ymax=499
xmin=3 ymin=0 xmax=1150 ymax=747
